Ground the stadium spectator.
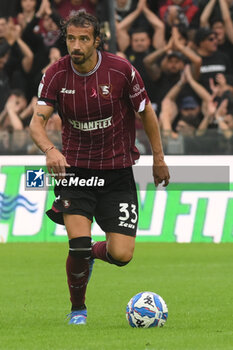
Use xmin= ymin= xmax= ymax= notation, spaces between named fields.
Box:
xmin=209 ymin=73 xmax=233 ymax=100
xmin=159 ymin=0 xmax=199 ymax=28
xmin=19 ymin=0 xmax=65 ymax=98
xmin=218 ymin=100 xmax=233 ymax=139
xmin=0 ymin=15 xmax=34 ymax=96
xmin=197 ymin=93 xmax=233 ymax=140
xmin=143 ymin=49 xmax=185 ymax=114
xmin=143 ymin=26 xmax=201 ymax=113
xmin=0 ymin=129 xmax=10 ymax=153
xmin=175 ymin=114 xmax=201 ymax=137
xmin=114 ymin=0 xmax=138 ymax=22
xmin=160 ymin=65 xmax=211 ymax=137
xmin=116 ymin=0 xmax=166 ymax=107
xmin=194 ymin=74 xmax=233 ymax=134
xmin=199 ymin=0 xmax=233 ymax=58
xmin=3 ymin=17 xmax=34 ymax=72
xmin=193 ymin=27 xmax=232 ymax=92
xmin=117 ymin=0 xmax=166 ymax=52
xmin=0 ymin=90 xmax=30 ymax=131
xmin=39 ymin=11 xmax=67 ymax=56
xmin=169 ymin=25 xmax=201 ymax=78
xmin=115 ymin=0 xmax=155 ymax=34
xmin=0 ymin=92 xmax=38 ymax=153
xmin=18 ymin=95 xmax=38 ymax=128
xmin=199 ymin=0 xmax=233 ymax=27
xmin=53 ymin=0 xmax=98 ymax=18
xmin=42 ymin=46 xmax=62 ymax=73
xmin=0 ymin=39 xmax=11 ymax=112
xmin=210 ymin=19 xmax=233 ymax=59
xmin=14 ymin=0 xmax=40 ymax=30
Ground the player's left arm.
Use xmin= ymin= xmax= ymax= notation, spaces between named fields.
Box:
xmin=138 ymin=102 xmax=170 ymax=187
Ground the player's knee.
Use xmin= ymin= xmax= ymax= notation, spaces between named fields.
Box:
xmin=106 ymin=251 xmax=133 ymax=267
xmin=69 ymin=236 xmax=92 ymax=259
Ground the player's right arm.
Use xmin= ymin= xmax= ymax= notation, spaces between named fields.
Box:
xmin=29 ymin=104 xmax=70 ymax=177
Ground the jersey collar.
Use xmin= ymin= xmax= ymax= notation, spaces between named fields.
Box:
xmin=71 ymin=50 xmax=102 ymax=77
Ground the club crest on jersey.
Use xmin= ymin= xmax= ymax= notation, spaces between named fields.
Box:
xmin=62 ymin=199 xmax=71 ymax=208
xmin=133 ymin=84 xmax=140 ymax=92
xmin=99 ymin=84 xmax=112 ymax=98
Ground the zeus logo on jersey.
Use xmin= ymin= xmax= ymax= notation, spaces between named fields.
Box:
xmin=60 ymin=88 xmax=75 ymax=94
xmin=68 ymin=116 xmax=112 ymax=131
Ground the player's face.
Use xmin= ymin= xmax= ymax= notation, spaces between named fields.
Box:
xmin=66 ymin=25 xmax=98 ymax=67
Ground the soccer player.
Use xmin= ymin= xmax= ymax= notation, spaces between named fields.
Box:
xmin=29 ymin=12 xmax=170 ymax=325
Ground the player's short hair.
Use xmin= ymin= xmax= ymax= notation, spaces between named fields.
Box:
xmin=62 ymin=11 xmax=100 ymax=41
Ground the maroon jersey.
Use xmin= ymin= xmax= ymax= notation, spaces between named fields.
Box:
xmin=38 ymin=51 xmax=150 ymax=169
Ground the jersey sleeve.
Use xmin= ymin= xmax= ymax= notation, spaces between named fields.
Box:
xmin=37 ymin=65 xmax=58 ymax=107
xmin=125 ymin=65 xmax=150 ymax=113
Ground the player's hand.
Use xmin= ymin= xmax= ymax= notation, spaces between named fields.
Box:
xmin=153 ymin=159 xmax=170 ymax=187
xmin=46 ymin=148 xmax=70 ymax=179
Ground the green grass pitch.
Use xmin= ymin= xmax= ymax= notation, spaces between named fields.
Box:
xmin=0 ymin=243 xmax=233 ymax=350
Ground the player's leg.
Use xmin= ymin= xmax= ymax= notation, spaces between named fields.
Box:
xmin=106 ymin=232 xmax=135 ymax=265
xmin=92 ymin=167 xmax=138 ymax=265
xmin=92 ymin=232 xmax=135 ymax=265
xmin=46 ymin=167 xmax=97 ymax=325
xmin=64 ymin=214 xmax=92 ymax=325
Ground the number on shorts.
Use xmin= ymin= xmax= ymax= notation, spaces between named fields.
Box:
xmin=119 ymin=203 xmax=138 ymax=223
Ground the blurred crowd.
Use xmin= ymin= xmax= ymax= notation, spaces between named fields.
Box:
xmin=0 ymin=0 xmax=233 ymax=155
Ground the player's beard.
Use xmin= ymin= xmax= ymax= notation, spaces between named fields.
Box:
xmin=71 ymin=52 xmax=86 ymax=65
xmin=70 ymin=46 xmax=96 ymax=66
xmin=71 ymin=48 xmax=95 ymax=66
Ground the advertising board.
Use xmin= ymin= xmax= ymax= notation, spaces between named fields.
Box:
xmin=0 ymin=156 xmax=232 ymax=243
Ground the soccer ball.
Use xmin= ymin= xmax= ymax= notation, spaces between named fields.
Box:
xmin=126 ymin=291 xmax=168 ymax=328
